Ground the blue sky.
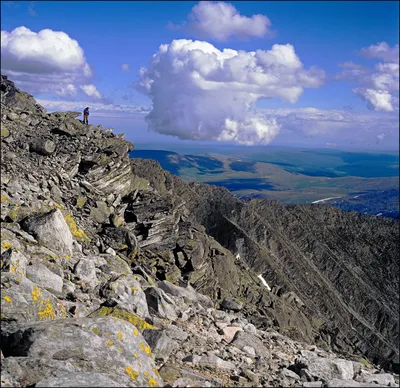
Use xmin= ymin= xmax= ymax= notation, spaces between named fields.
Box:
xmin=1 ymin=1 xmax=399 ymax=150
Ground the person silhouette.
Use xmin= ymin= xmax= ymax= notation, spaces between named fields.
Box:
xmin=83 ymin=107 xmax=89 ymax=125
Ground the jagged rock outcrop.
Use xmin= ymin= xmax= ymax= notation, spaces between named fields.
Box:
xmin=1 ymin=74 xmax=399 ymax=388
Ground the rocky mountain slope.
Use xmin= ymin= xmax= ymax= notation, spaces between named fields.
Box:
xmin=1 ymin=74 xmax=399 ymax=387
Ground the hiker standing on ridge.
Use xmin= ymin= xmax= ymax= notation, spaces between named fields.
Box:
xmin=83 ymin=107 xmax=89 ymax=125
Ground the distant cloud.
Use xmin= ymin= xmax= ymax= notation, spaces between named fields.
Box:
xmin=121 ymin=63 xmax=131 ymax=72
xmin=261 ymin=107 xmax=399 ymax=148
xmin=0 ymin=26 xmax=97 ymax=99
xmin=359 ymin=42 xmax=399 ymax=63
xmin=57 ymin=84 xmax=77 ymax=98
xmin=169 ymin=1 xmax=274 ymax=41
xmin=336 ymin=42 xmax=399 ymax=112
xmin=80 ymin=84 xmax=103 ymax=100
xmin=37 ymin=99 xmax=150 ymax=122
xmin=136 ymin=39 xmax=325 ymax=145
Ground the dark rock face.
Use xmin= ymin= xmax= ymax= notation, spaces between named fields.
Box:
xmin=1 ymin=74 xmax=399 ymax=387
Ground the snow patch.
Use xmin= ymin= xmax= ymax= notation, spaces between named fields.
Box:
xmin=312 ymin=196 xmax=343 ymax=204
xmin=257 ymin=274 xmax=271 ymax=291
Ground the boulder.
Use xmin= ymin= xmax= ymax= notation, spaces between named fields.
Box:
xmin=359 ymin=372 xmax=396 ymax=386
xmin=143 ymin=329 xmax=179 ymax=362
xmin=1 ymin=316 xmax=163 ymax=387
xmin=144 ymin=287 xmax=178 ymax=321
xmin=328 ymin=378 xmax=388 ymax=387
xmin=36 ymin=372 xmax=124 ymax=387
xmin=1 ymin=357 xmax=77 ymax=388
xmin=158 ymin=280 xmax=213 ymax=309
xmin=21 ymin=209 xmax=73 ymax=254
xmin=0 ymin=248 xmax=28 ymax=277
xmin=196 ymin=355 xmax=236 ymax=371
xmin=230 ymin=331 xmax=270 ymax=357
xmin=99 ymin=274 xmax=149 ymax=317
xmin=89 ymin=201 xmax=111 ymax=224
xmin=29 ymin=139 xmax=56 ymax=156
xmin=221 ymin=297 xmax=243 ymax=312
xmin=1 ymin=274 xmax=68 ymax=323
xmin=26 ymin=264 xmax=64 ymax=293
xmin=74 ymin=259 xmax=98 ymax=287
xmin=297 ymin=356 xmax=354 ymax=381
xmin=221 ymin=326 xmax=242 ymax=342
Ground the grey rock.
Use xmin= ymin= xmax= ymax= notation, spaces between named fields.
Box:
xmin=1 ymin=316 xmax=163 ymax=387
xmin=231 ymin=331 xmax=270 ymax=357
xmin=36 ymin=372 xmax=124 ymax=387
xmin=164 ymin=324 xmax=189 ymax=342
xmin=89 ymin=201 xmax=111 ymax=224
xmin=30 ymin=139 xmax=56 ymax=156
xmin=99 ymin=274 xmax=149 ymax=317
xmin=74 ymin=258 xmax=98 ymax=286
xmin=328 ymin=378 xmax=388 ymax=387
xmin=282 ymin=367 xmax=301 ymax=380
xmin=1 ymin=274 xmax=68 ymax=323
xmin=359 ymin=373 xmax=396 ymax=386
xmin=26 ymin=264 xmax=64 ymax=293
xmin=243 ymin=323 xmax=258 ymax=335
xmin=298 ymin=356 xmax=354 ymax=381
xmin=0 ymin=248 xmax=28 ymax=277
xmin=197 ymin=354 xmax=236 ymax=371
xmin=221 ymin=297 xmax=243 ymax=312
xmin=1 ymin=357 xmax=76 ymax=387
xmin=144 ymin=286 xmax=178 ymax=321
xmin=21 ymin=209 xmax=73 ymax=254
xmin=243 ymin=369 xmax=260 ymax=384
xmin=158 ymin=280 xmax=213 ymax=309
xmin=143 ymin=329 xmax=179 ymax=362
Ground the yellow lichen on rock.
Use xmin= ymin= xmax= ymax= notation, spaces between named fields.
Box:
xmin=148 ymin=377 xmax=159 ymax=387
xmin=140 ymin=343 xmax=152 ymax=356
xmin=144 ymin=372 xmax=158 ymax=387
xmin=63 ymin=212 xmax=90 ymax=242
xmin=118 ymin=331 xmax=124 ymax=341
xmin=88 ymin=307 xmax=154 ymax=331
xmin=31 ymin=286 xmax=41 ymax=303
xmin=1 ymin=241 xmax=12 ymax=251
xmin=106 ymin=340 xmax=114 ymax=346
xmin=92 ymin=327 xmax=101 ymax=336
xmin=0 ymin=195 xmax=10 ymax=203
xmin=133 ymin=328 xmax=139 ymax=336
xmin=4 ymin=296 xmax=12 ymax=303
xmin=37 ymin=298 xmax=55 ymax=320
xmin=125 ymin=366 xmax=139 ymax=381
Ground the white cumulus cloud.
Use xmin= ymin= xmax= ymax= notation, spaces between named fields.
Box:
xmin=136 ymin=39 xmax=325 ymax=145
xmin=0 ymin=26 xmax=98 ymax=99
xmin=80 ymin=84 xmax=103 ymax=100
xmin=336 ymin=42 xmax=399 ymax=112
xmin=170 ymin=1 xmax=274 ymax=41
